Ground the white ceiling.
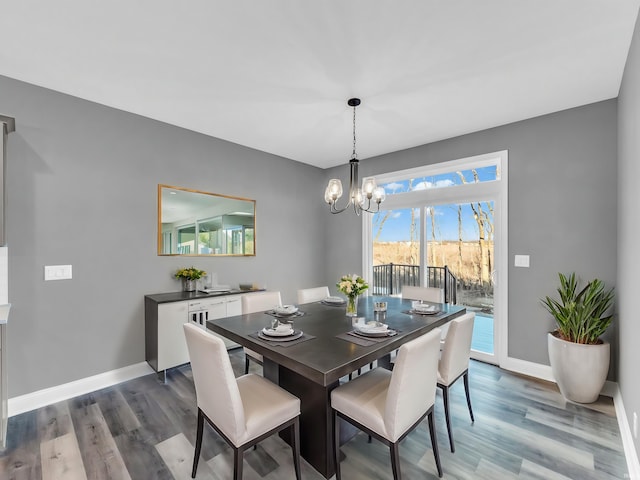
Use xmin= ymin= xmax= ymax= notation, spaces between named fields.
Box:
xmin=1 ymin=1 xmax=639 ymax=169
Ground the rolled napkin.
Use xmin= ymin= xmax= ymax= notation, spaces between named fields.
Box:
xmin=355 ymin=321 xmax=388 ymax=334
xmin=274 ymin=304 xmax=298 ymax=315
xmin=274 ymin=323 xmax=293 ymax=333
xmin=262 ymin=323 xmax=295 ymax=336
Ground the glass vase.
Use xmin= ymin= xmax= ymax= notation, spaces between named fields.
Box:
xmin=346 ymin=295 xmax=358 ymax=317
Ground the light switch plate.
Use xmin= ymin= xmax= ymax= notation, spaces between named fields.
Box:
xmin=44 ymin=265 xmax=73 ymax=281
xmin=514 ymin=255 xmax=530 ymax=268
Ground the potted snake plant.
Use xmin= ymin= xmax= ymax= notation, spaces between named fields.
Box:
xmin=541 ymin=272 xmax=615 ymax=403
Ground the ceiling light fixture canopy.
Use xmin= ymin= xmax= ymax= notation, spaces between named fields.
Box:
xmin=324 ymin=98 xmax=385 ymax=215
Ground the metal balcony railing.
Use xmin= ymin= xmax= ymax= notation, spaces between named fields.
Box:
xmin=372 ymin=263 xmax=457 ymax=304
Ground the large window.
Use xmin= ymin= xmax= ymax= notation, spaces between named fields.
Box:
xmin=363 ymin=151 xmax=507 ymax=364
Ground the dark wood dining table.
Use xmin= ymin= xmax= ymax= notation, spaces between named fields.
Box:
xmin=207 ymin=295 xmax=466 ymax=478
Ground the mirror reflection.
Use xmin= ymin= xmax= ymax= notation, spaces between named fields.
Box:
xmin=158 ymin=184 xmax=256 ymax=256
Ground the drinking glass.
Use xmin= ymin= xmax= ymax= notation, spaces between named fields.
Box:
xmin=374 ymin=301 xmax=387 ymax=322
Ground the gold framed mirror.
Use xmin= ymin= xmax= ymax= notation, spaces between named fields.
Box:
xmin=158 ymin=184 xmax=256 ymax=256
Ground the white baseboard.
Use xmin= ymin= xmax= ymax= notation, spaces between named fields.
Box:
xmin=500 ymin=355 xmax=555 ymax=383
xmin=8 ymin=362 xmax=154 ymax=417
xmin=611 ymin=383 xmax=640 ymax=479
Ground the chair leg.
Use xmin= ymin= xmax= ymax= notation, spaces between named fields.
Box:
xmin=442 ymin=385 xmax=455 ymax=453
xmin=333 ymin=409 xmax=342 ymax=480
xmin=233 ymin=447 xmax=243 ymax=480
xmin=244 ymin=356 xmax=250 ymax=375
xmin=427 ymin=410 xmax=443 ymax=478
xmin=191 ymin=409 xmax=204 ymax=478
xmin=389 ymin=441 xmax=402 ymax=480
xmin=463 ymin=372 xmax=475 ymax=422
xmin=291 ymin=419 xmax=301 ymax=480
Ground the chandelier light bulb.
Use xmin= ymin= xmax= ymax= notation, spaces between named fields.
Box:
xmin=362 ymin=178 xmax=377 ymax=198
xmin=325 ymin=179 xmax=343 ymax=203
xmin=324 ymin=186 xmax=333 ymax=204
xmin=373 ymin=186 xmax=386 ymax=204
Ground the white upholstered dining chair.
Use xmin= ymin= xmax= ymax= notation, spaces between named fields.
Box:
xmin=401 ymin=285 xmax=444 ymax=303
xmin=241 ymin=291 xmax=282 ymax=374
xmin=437 ymin=312 xmax=475 ymax=453
xmin=183 ymin=323 xmax=301 ymax=480
xmin=331 ymin=328 xmax=444 ymax=479
xmin=297 ymin=286 xmax=330 ymax=304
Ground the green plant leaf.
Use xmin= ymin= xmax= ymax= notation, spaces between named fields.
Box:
xmin=540 ymin=272 xmax=614 ymax=344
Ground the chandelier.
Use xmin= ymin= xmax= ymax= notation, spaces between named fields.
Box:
xmin=324 ymin=98 xmax=386 ymax=215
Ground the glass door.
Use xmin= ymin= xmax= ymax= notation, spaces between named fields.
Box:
xmin=425 ymin=201 xmax=495 ymax=356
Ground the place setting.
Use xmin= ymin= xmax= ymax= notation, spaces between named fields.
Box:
xmin=340 ymin=320 xmax=398 ymax=347
xmin=265 ymin=304 xmax=306 ymax=319
xmin=320 ymin=296 xmax=346 ymax=306
xmin=351 ymin=321 xmax=398 ymax=338
xmin=338 ymin=303 xmax=400 ymax=346
xmin=250 ymin=317 xmax=315 ymax=347
xmin=405 ymin=301 xmax=442 ymax=316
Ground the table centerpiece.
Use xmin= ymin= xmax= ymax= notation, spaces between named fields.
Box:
xmin=337 ymin=274 xmax=369 ymax=317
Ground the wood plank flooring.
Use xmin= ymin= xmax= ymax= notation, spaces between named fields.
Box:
xmin=0 ymin=350 xmax=628 ymax=479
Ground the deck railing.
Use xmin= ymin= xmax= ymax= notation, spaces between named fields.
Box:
xmin=372 ymin=263 xmax=457 ymax=304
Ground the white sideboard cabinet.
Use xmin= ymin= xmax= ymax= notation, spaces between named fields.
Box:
xmin=144 ymin=291 xmax=251 ymax=378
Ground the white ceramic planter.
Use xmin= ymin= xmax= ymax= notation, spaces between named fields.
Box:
xmin=547 ymin=332 xmax=610 ymax=403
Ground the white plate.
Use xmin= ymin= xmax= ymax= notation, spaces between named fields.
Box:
xmin=258 ymin=330 xmax=304 ymax=342
xmin=353 ymin=329 xmax=397 ymax=338
xmin=323 ymin=296 xmax=345 ymax=304
xmin=410 ymin=309 xmax=441 ymax=316
xmin=262 ymin=327 xmax=295 ymax=337
xmin=413 ymin=303 xmax=437 ymax=312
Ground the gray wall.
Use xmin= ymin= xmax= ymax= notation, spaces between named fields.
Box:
xmin=0 ymin=73 xmax=622 ymax=400
xmin=0 ymin=75 xmax=327 ymax=397
xmin=323 ymin=100 xmax=618 ymax=369
xmin=618 ymin=9 xmax=640 ymax=463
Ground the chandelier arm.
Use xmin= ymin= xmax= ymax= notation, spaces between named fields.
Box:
xmin=361 ymin=203 xmax=380 ymax=214
xmin=329 ymin=199 xmax=353 ymax=214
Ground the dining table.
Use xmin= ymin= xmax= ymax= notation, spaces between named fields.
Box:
xmin=207 ymin=295 xmax=466 ymax=479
